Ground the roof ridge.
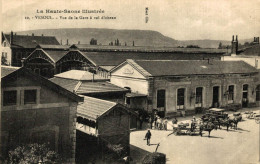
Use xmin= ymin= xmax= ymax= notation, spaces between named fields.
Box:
xmin=74 ymin=81 xmax=82 ymax=93
xmin=127 ymin=59 xmax=152 ymax=77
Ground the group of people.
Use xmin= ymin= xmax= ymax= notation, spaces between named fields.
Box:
xmin=148 ymin=114 xmax=169 ymax=130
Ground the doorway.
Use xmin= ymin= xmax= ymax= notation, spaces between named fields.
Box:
xmin=242 ymin=84 xmax=248 ymax=107
xmin=212 ymin=86 xmax=219 ymax=107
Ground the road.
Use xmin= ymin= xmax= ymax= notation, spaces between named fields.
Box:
xmin=130 ymin=109 xmax=260 ymax=164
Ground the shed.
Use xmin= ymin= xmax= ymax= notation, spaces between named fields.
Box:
xmin=76 ymin=96 xmax=138 ymax=151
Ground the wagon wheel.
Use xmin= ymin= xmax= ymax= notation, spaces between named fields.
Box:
xmin=186 ymin=129 xmax=192 ymax=136
xmin=255 ymin=118 xmax=260 ymax=124
xmin=174 ymin=129 xmax=179 ymax=135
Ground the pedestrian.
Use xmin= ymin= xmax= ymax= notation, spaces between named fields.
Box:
xmin=154 ymin=115 xmax=158 ymax=129
xmin=164 ymin=118 xmax=168 ymax=131
xmin=156 ymin=116 xmax=161 ymax=130
xmin=191 ymin=116 xmax=197 ymax=131
xmin=139 ymin=115 xmax=143 ymax=129
xmin=148 ymin=116 xmax=153 ymax=129
xmin=145 ymin=130 xmax=152 ymax=146
xmin=172 ymin=117 xmax=178 ymax=124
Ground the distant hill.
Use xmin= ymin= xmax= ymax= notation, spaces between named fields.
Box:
xmin=16 ymin=28 xmax=179 ymax=47
xmin=16 ymin=28 xmax=255 ymax=48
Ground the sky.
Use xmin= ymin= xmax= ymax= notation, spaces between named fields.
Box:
xmin=1 ymin=0 xmax=260 ymax=40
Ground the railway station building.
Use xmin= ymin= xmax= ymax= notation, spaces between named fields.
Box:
xmin=110 ymin=59 xmax=259 ymax=117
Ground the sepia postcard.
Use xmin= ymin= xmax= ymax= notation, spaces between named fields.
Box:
xmin=1 ymin=0 xmax=260 ymax=163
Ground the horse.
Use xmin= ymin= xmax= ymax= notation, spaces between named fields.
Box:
xmin=218 ymin=118 xmax=232 ymax=131
xmin=199 ymin=122 xmax=216 ymax=137
xmin=229 ymin=117 xmax=240 ymax=130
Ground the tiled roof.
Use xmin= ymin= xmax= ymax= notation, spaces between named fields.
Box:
xmin=4 ymin=34 xmax=60 ymax=48
xmin=37 ymin=44 xmax=70 ymax=50
xmin=238 ymin=44 xmax=260 ymax=56
xmin=83 ymin=51 xmax=224 ymax=66
xmin=77 ymin=96 xmax=117 ymax=120
xmin=49 ymin=77 xmax=127 ymax=94
xmin=1 ymin=66 xmax=20 ymax=78
xmin=113 ymin=60 xmax=258 ymax=77
xmin=75 ymin=44 xmax=226 ymax=53
xmin=2 ymin=67 xmax=83 ymax=102
xmin=49 ymin=77 xmax=79 ymax=92
xmin=54 ymin=70 xmax=109 ymax=81
xmin=44 ymin=50 xmax=68 ymax=62
xmin=77 ymin=81 xmax=128 ymax=94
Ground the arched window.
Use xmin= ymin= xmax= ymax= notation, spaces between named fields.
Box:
xmin=256 ymin=85 xmax=260 ymax=101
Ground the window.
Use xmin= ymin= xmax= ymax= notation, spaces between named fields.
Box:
xmin=3 ymin=90 xmax=17 ymax=106
xmin=256 ymin=85 xmax=260 ymax=101
xmin=157 ymin=90 xmax=165 ymax=108
xmin=24 ymin=90 xmax=37 ymax=104
xmin=195 ymin=87 xmax=203 ymax=104
xmin=3 ymin=42 xmax=6 ymax=47
xmin=228 ymin=85 xmax=234 ymax=101
xmin=243 ymin=84 xmax=248 ymax=91
xmin=177 ymin=88 xmax=185 ymax=106
xmin=126 ymin=97 xmax=130 ymax=105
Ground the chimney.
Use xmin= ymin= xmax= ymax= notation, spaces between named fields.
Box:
xmin=253 ymin=37 xmax=259 ymax=44
xmin=78 ymin=41 xmax=80 ymax=45
xmin=10 ymin=31 xmax=13 ymax=45
xmin=32 ymin=33 xmax=34 ymax=36
xmin=42 ymin=34 xmax=44 ymax=36
xmin=60 ymin=39 xmax=62 ymax=45
xmin=231 ymin=35 xmax=238 ymax=56
xmin=66 ymin=39 xmax=69 ymax=45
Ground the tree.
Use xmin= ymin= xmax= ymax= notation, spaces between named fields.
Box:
xmin=218 ymin=42 xmax=222 ymax=49
xmin=8 ymin=143 xmax=61 ymax=164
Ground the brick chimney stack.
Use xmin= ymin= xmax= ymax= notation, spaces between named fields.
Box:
xmin=231 ymin=35 xmax=238 ymax=56
xmin=32 ymin=33 xmax=34 ymax=36
xmin=253 ymin=37 xmax=259 ymax=44
xmin=67 ymin=39 xmax=69 ymax=45
xmin=10 ymin=31 xmax=13 ymax=45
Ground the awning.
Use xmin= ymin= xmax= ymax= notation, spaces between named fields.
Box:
xmin=125 ymin=92 xmax=147 ymax=98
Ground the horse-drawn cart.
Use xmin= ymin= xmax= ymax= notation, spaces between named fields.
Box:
xmin=245 ymin=111 xmax=256 ymax=119
xmin=201 ymin=108 xmax=228 ymax=122
xmin=173 ymin=122 xmax=200 ymax=136
xmin=173 ymin=123 xmax=190 ymax=135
